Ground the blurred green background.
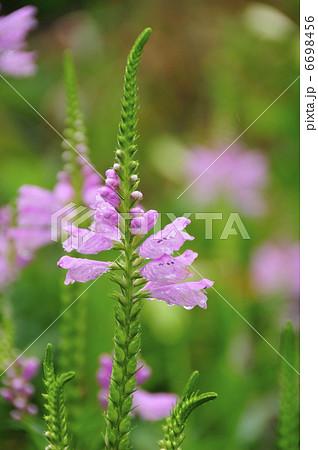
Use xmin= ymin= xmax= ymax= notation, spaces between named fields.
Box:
xmin=0 ymin=1 xmax=299 ymax=449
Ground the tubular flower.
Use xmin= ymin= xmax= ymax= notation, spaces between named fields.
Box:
xmin=57 ymin=256 xmax=111 ymax=285
xmin=0 ymin=356 xmax=39 ymax=421
xmin=96 ymin=354 xmax=177 ymax=421
xmin=0 ymin=6 xmax=37 ymax=77
xmin=58 ymin=168 xmax=213 ymax=309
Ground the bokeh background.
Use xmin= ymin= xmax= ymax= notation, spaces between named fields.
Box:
xmin=0 ymin=1 xmax=299 ymax=449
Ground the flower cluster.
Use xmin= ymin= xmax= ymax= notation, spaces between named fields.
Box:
xmin=185 ymin=144 xmax=268 ymax=216
xmin=97 ymin=354 xmax=177 ymax=421
xmin=0 ymin=6 xmax=37 ymax=77
xmin=9 ymin=171 xmax=75 ymax=262
xmin=250 ymin=241 xmax=300 ymax=299
xmin=58 ymin=167 xmax=214 ymax=309
xmin=0 ymin=356 xmax=39 ymax=420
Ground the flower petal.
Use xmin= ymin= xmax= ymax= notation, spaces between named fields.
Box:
xmin=62 ymin=225 xmax=116 ymax=254
xmin=139 ymin=250 xmax=197 ymax=284
xmin=131 ymin=210 xmax=158 ymax=235
xmin=145 ymin=278 xmax=214 ymax=309
xmin=136 ymin=360 xmax=152 ymax=385
xmin=57 ymin=255 xmax=111 ymax=284
xmin=133 ymin=389 xmax=177 ymax=421
xmin=137 ymin=217 xmax=194 ymax=259
xmin=98 ymin=186 xmax=120 ymax=208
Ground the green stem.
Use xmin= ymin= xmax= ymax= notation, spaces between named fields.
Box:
xmin=105 ymin=28 xmax=151 ymax=450
xmin=0 ymin=293 xmax=15 ymax=371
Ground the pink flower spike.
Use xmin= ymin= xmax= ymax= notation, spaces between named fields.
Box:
xmin=131 ymin=210 xmax=159 ymax=235
xmin=137 ymin=217 xmax=194 ymax=259
xmin=145 ymin=278 xmax=214 ymax=309
xmin=133 ymin=389 xmax=177 ymax=421
xmin=57 ymin=255 xmax=111 ymax=284
xmin=139 ymin=250 xmax=197 ymax=284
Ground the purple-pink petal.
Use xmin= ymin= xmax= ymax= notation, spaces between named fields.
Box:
xmin=63 ymin=225 xmax=115 ymax=254
xmin=98 ymin=187 xmax=120 ymax=208
xmin=22 ymin=357 xmax=39 ymax=381
xmin=145 ymin=278 xmax=214 ymax=309
xmin=139 ymin=250 xmax=197 ymax=284
xmin=0 ymin=6 xmax=37 ymax=51
xmin=98 ymin=389 xmax=109 ymax=410
xmin=54 ymin=172 xmax=74 ymax=203
xmin=131 ymin=210 xmax=158 ymax=235
xmin=137 ymin=217 xmax=194 ymax=259
xmin=9 ymin=227 xmax=51 ymax=257
xmin=133 ymin=389 xmax=177 ymax=421
xmin=57 ymin=256 xmax=111 ymax=285
xmin=0 ymin=50 xmax=36 ymax=77
xmin=136 ymin=360 xmax=152 ymax=385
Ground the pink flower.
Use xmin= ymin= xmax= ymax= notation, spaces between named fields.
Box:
xmin=140 ymin=250 xmax=197 ymax=284
xmin=131 ymin=209 xmax=158 ymax=235
xmin=132 ymin=390 xmax=178 ymax=421
xmin=0 ymin=6 xmax=37 ymax=77
xmin=98 ymin=186 xmax=120 ymax=208
xmin=0 ymin=356 xmax=39 ymax=421
xmin=96 ymin=354 xmax=177 ymax=421
xmin=57 ymin=255 xmax=111 ymax=285
xmin=185 ymin=144 xmax=268 ymax=216
xmin=145 ymin=279 xmax=214 ymax=310
xmin=93 ymin=191 xmax=121 ymax=227
xmin=137 ymin=217 xmax=194 ymax=259
xmin=54 ymin=172 xmax=74 ymax=203
xmin=250 ymin=241 xmax=300 ymax=298
xmin=62 ymin=224 xmax=118 ymax=254
xmin=81 ymin=165 xmax=103 ymax=207
xmin=10 ymin=171 xmax=77 ymax=265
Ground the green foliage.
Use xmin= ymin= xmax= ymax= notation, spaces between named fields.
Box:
xmin=42 ymin=343 xmax=75 ymax=450
xmin=63 ymin=51 xmax=91 ymax=203
xmin=277 ymin=322 xmax=299 ymax=450
xmin=59 ymin=284 xmax=86 ymax=429
xmin=158 ymin=371 xmax=218 ymax=450
xmin=59 ymin=53 xmax=89 ymax=433
xmin=114 ymin=27 xmax=152 ymax=213
xmin=0 ymin=295 xmax=15 ymax=371
xmin=104 ymin=28 xmax=151 ymax=450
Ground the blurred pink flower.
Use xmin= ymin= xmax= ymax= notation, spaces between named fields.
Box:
xmin=0 ymin=356 xmax=39 ymax=421
xmin=0 ymin=6 xmax=37 ymax=77
xmin=250 ymin=241 xmax=300 ymax=298
xmin=185 ymin=144 xmax=268 ymax=216
xmin=96 ymin=354 xmax=177 ymax=421
xmin=10 ymin=173 xmax=74 ymax=261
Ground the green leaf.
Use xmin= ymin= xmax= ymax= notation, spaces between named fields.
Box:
xmin=159 ymin=371 xmax=217 ymax=449
xmin=277 ymin=322 xmax=300 ymax=450
xmin=42 ymin=343 xmax=75 ymax=450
